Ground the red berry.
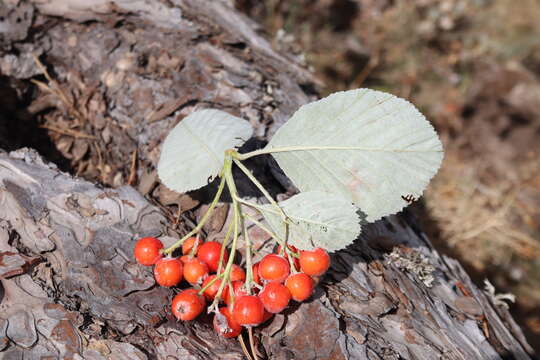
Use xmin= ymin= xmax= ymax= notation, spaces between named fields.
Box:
xmin=285 ymin=273 xmax=314 ymax=301
xmin=201 ymin=274 xmax=222 ymax=300
xmin=154 ymin=258 xmax=183 ymax=287
xmin=183 ymin=258 xmax=209 ymax=285
xmin=277 ymin=244 xmax=300 ymax=270
xmin=220 ymin=264 xmax=246 ymax=282
xmin=299 ymin=248 xmax=330 ymax=276
xmin=259 ymin=281 xmax=291 ymax=313
xmin=259 ymin=254 xmax=290 ymax=283
xmin=180 ymin=255 xmax=191 ymax=263
xmin=214 ymin=307 xmax=242 ymax=338
xmin=198 ymin=241 xmax=228 ymax=273
xmin=134 ymin=237 xmax=163 ymax=266
xmin=182 ymin=237 xmax=202 ymax=255
xmin=277 ymin=244 xmax=299 ymax=256
xmin=224 ymin=281 xmax=248 ymax=305
xmin=232 ymin=295 xmax=264 ymax=326
xmin=171 ymin=289 xmax=205 ymax=321
xmin=252 ymin=262 xmax=261 ymax=285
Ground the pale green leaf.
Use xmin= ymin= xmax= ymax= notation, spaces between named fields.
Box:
xmin=158 ymin=109 xmax=253 ymax=193
xmin=266 ymin=89 xmax=443 ymax=222
xmin=259 ymin=191 xmax=361 ymax=251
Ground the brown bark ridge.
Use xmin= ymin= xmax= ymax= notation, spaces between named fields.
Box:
xmin=0 ymin=0 xmax=535 ymax=359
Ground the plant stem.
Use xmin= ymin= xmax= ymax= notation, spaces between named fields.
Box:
xmin=187 ymin=235 xmax=201 ymax=258
xmin=241 ymin=212 xmax=254 ymax=295
xmin=243 ymin=213 xmax=285 ymax=247
xmin=216 ymin=214 xmax=234 ymax=274
xmin=238 ymin=334 xmax=254 ymax=360
xmin=210 ymin=163 xmax=241 ymax=310
xmin=232 ymin=158 xmax=285 ymax=219
xmin=226 ymin=162 xmax=251 ymax=292
xmin=198 ymin=272 xmax=224 ymax=296
xmin=285 ymin=247 xmax=298 ymax=273
xmin=248 ymin=327 xmax=259 ymax=360
xmin=235 ymin=198 xmax=268 ymax=212
xmin=162 ymin=170 xmax=227 ymax=255
xmin=237 ymin=197 xmax=296 ymax=248
xmin=236 ymin=145 xmax=442 ymax=161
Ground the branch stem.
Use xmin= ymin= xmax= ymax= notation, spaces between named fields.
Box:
xmin=237 ymin=145 xmax=442 ymax=161
xmin=210 ymin=161 xmax=241 ymax=310
xmin=243 ymin=213 xmax=285 ymax=247
xmin=232 ymin=159 xmax=285 ymax=219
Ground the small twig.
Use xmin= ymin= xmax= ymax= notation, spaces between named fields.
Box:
xmin=248 ymin=327 xmax=259 ymax=360
xmin=31 ymin=54 xmax=86 ymax=124
xmin=481 ymin=316 xmax=490 ymax=339
xmin=93 ymin=142 xmax=106 ymax=184
xmin=455 ymin=281 xmax=472 ymax=297
xmin=241 ymin=212 xmax=254 ymax=294
xmin=238 ymin=334 xmax=254 ymax=360
xmin=40 ymin=125 xmax=96 ymax=140
xmin=217 ymin=220 xmax=235 ymax=274
xmin=128 ymin=150 xmax=138 ymax=185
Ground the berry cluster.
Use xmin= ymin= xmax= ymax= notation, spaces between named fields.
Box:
xmin=134 ymin=236 xmax=330 ymax=338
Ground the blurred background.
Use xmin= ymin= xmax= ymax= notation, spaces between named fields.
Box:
xmin=234 ymin=0 xmax=540 ymax=352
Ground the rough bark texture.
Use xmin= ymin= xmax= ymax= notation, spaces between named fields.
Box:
xmin=0 ymin=0 xmax=535 ymax=359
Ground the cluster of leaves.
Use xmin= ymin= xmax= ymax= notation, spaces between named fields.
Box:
xmin=135 ymin=88 xmax=442 ymax=346
xmin=158 ymin=89 xmax=443 ymax=252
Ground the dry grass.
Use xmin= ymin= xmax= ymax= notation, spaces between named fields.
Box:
xmin=427 ymin=149 xmax=540 ymax=269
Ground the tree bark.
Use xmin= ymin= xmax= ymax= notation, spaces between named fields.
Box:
xmin=0 ymin=1 xmax=535 ymax=359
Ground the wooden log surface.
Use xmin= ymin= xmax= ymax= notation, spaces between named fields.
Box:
xmin=0 ymin=0 xmax=535 ymax=359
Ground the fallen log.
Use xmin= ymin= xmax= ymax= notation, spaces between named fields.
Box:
xmin=0 ymin=0 xmax=534 ymax=359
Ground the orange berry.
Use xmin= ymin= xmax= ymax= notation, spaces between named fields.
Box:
xmin=232 ymin=295 xmax=264 ymax=326
xmin=214 ymin=307 xmax=242 ymax=338
xmin=201 ymin=274 xmax=222 ymax=300
xmin=220 ymin=264 xmax=246 ymax=282
xmin=252 ymin=262 xmax=261 ymax=285
xmin=172 ymin=289 xmax=205 ymax=321
xmin=198 ymin=241 xmax=228 ymax=273
xmin=183 ymin=258 xmax=209 ymax=285
xmin=134 ymin=237 xmax=163 ymax=266
xmin=277 ymin=244 xmax=300 ymax=270
xmin=224 ymin=281 xmax=248 ymax=305
xmin=154 ymin=258 xmax=183 ymax=287
xmin=285 ymin=273 xmax=314 ymax=301
xmin=259 ymin=254 xmax=290 ymax=283
xmin=299 ymin=248 xmax=330 ymax=276
xmin=182 ymin=237 xmax=202 ymax=255
xmin=259 ymin=281 xmax=291 ymax=313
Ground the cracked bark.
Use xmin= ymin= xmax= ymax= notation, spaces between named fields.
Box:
xmin=0 ymin=0 xmax=535 ymax=359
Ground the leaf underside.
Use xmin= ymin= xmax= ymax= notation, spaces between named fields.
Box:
xmin=158 ymin=109 xmax=253 ymax=193
xmin=260 ymin=191 xmax=361 ymax=251
xmin=266 ymin=88 xmax=444 ymax=222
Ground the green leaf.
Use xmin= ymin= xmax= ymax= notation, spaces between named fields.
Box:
xmin=266 ymin=89 xmax=443 ymax=222
xmin=259 ymin=191 xmax=361 ymax=251
xmin=158 ymin=109 xmax=253 ymax=193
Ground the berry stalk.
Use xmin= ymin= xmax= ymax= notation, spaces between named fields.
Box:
xmin=209 ymin=158 xmax=242 ymax=311
xmin=232 ymin=158 xmax=287 ymax=222
xmin=241 ymin=212 xmax=254 ymax=295
xmin=216 ymin=215 xmax=234 ymax=274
